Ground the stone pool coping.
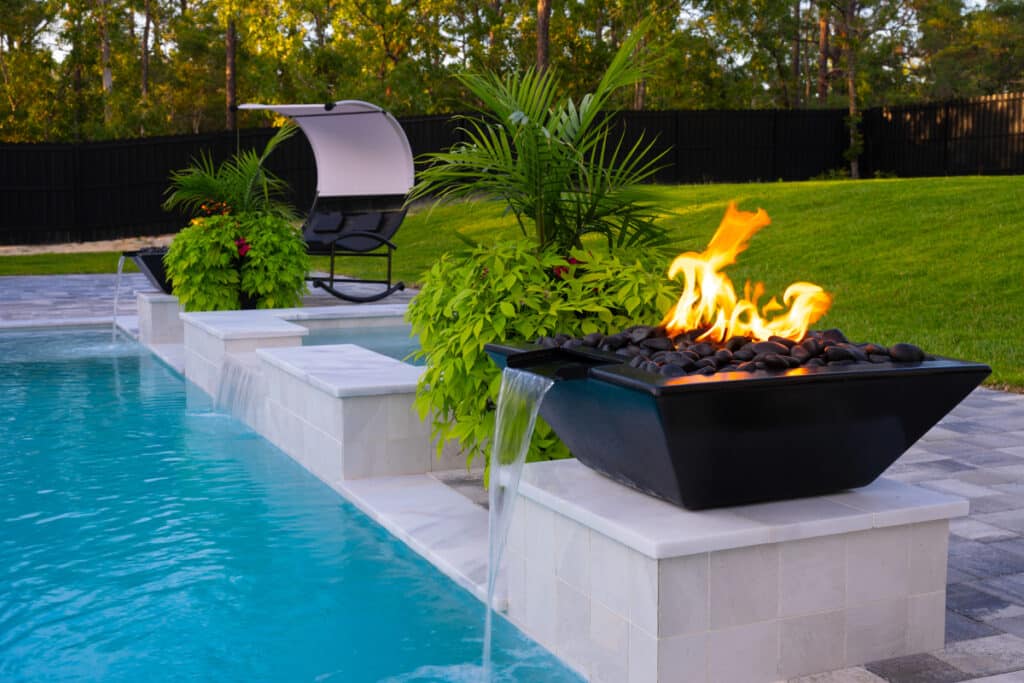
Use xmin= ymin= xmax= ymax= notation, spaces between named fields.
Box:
xmin=180 ymin=300 xmax=410 ymax=340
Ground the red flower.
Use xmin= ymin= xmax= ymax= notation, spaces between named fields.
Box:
xmin=553 ymin=256 xmax=583 ymax=280
xmin=236 ymin=237 xmax=250 ymax=257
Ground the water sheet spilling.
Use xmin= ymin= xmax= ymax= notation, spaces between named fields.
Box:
xmin=214 ymin=353 xmax=267 ymax=426
xmin=112 ymin=254 xmax=126 ymax=341
xmin=482 ymin=367 xmax=554 ymax=678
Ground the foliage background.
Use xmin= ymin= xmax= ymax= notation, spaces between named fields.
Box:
xmin=2 ymin=0 xmax=1024 ymax=142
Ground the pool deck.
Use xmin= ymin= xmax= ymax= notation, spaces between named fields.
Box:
xmin=4 ymin=273 xmax=1024 ymax=683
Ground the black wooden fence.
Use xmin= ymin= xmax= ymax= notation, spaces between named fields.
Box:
xmin=2 ymin=93 xmax=1022 ymax=245
xmin=861 ymin=93 xmax=1024 ymax=177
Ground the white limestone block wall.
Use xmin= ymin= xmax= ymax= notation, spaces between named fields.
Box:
xmin=137 ymin=292 xmax=184 ymax=344
xmin=256 ymin=344 xmax=463 ymax=483
xmin=181 ymin=312 xmax=306 ymax=397
xmin=503 ymin=460 xmax=965 ymax=683
xmin=178 ymin=309 xmax=462 ymax=484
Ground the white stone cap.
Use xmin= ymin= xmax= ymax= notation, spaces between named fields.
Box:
xmin=137 ymin=292 xmax=180 ymax=304
xmin=257 ymin=344 xmax=423 ymax=397
xmin=179 ymin=305 xmax=409 ymax=340
xmin=180 ymin=310 xmax=309 ymax=340
xmin=281 ymin=304 xmax=408 ymax=322
xmin=519 ymin=459 xmax=969 ymax=559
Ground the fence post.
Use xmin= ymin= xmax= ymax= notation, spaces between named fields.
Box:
xmin=71 ymin=143 xmax=81 ymax=243
xmin=943 ymin=101 xmax=951 ymax=176
xmin=771 ymin=109 xmax=779 ymax=180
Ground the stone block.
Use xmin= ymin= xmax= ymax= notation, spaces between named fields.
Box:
xmin=780 ymin=610 xmax=846 ymax=679
xmin=589 ymin=600 xmax=629 ymax=683
xmin=780 ymin=535 xmax=846 ymax=617
xmin=907 ymin=591 xmax=946 ymax=653
xmin=556 ymin=579 xmax=591 ymax=676
xmin=658 ymin=553 xmax=708 ymax=637
xmin=707 ymin=620 xmax=778 ymax=683
xmin=845 ymin=598 xmax=909 ymax=665
xmin=590 ymin=532 xmax=632 ymax=618
xmin=709 ymin=544 xmax=778 ymax=629
xmin=847 ymin=525 xmax=911 ymax=605
xmin=555 ymin=513 xmax=591 ymax=594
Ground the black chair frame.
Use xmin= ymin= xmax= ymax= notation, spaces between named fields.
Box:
xmin=304 ymin=195 xmax=407 ymax=303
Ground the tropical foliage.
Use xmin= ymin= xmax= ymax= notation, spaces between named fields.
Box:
xmin=162 ymin=123 xmax=298 ymax=219
xmin=407 ymin=240 xmax=678 ymax=467
xmin=410 ymin=23 xmax=668 ymax=253
xmin=162 ymin=124 xmax=308 ymax=312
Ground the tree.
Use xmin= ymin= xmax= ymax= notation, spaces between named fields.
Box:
xmin=0 ymin=0 xmax=60 ymax=140
xmin=820 ymin=0 xmax=913 ymax=177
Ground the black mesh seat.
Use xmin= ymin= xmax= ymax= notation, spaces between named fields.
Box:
xmin=303 ymin=195 xmax=406 ymax=302
xmin=237 ymin=100 xmax=415 ymax=303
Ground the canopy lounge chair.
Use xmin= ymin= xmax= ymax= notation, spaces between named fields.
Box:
xmin=238 ymin=100 xmax=414 ymax=303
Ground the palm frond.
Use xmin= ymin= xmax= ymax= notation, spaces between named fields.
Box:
xmin=410 ymin=20 xmax=666 ymax=253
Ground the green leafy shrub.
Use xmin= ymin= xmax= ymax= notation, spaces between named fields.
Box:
xmin=238 ymin=213 xmax=310 ymax=309
xmin=407 ymin=240 xmax=678 ymax=467
xmin=165 ymin=212 xmax=309 ymax=312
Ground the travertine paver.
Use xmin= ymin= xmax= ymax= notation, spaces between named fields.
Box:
xmin=0 ymin=272 xmax=416 ymax=326
xmin=1 ymin=274 xmax=1023 ymax=683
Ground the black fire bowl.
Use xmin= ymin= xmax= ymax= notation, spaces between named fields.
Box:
xmin=485 ymin=341 xmax=991 ymax=510
xmin=124 ymin=247 xmax=173 ymax=294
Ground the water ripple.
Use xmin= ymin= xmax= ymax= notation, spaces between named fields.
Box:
xmin=0 ymin=330 xmax=582 ymax=682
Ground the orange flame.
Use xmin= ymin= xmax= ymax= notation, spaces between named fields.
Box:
xmin=661 ymin=202 xmax=832 ymax=343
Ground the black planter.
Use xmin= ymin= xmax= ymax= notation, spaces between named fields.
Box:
xmin=238 ymin=291 xmax=259 ymax=310
xmin=124 ymin=247 xmax=172 ymax=294
xmin=485 ymin=342 xmax=990 ymax=510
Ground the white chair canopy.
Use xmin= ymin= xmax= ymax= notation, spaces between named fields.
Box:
xmin=237 ymin=100 xmax=414 ymax=198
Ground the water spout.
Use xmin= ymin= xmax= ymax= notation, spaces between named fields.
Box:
xmin=112 ymin=254 xmax=126 ymax=341
xmin=482 ymin=367 xmax=554 ymax=678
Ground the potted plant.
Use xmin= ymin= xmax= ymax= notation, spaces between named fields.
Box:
xmin=161 ymin=124 xmax=310 ymax=311
xmin=406 ymin=21 xmax=675 ymax=467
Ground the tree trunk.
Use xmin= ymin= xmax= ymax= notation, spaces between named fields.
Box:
xmin=790 ymin=0 xmax=801 ymax=108
xmin=488 ymin=0 xmax=501 ymax=46
xmin=225 ymin=17 xmax=236 ymax=131
xmin=633 ymin=79 xmax=646 ymax=110
xmin=141 ymin=0 xmax=151 ymax=99
xmin=842 ymin=0 xmax=860 ymax=179
xmin=536 ymin=0 xmax=550 ymax=72
xmin=817 ymin=4 xmax=829 ymax=101
xmin=0 ymin=43 xmax=18 ymax=114
xmin=98 ymin=0 xmax=113 ymax=126
xmin=633 ymin=36 xmax=646 ymax=110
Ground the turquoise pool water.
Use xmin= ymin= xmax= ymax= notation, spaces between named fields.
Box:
xmin=301 ymin=324 xmax=424 ymax=365
xmin=0 ymin=329 xmax=578 ymax=682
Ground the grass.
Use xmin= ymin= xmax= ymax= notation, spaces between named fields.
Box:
xmin=3 ymin=176 xmax=1022 ymax=387
xmin=0 ymin=253 xmax=139 ymax=275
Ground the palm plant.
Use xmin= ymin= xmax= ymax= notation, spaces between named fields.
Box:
xmin=408 ymin=21 xmax=669 ymax=253
xmin=163 ymin=123 xmax=298 ymax=219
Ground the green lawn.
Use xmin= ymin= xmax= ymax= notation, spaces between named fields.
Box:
xmin=3 ymin=176 xmax=1022 ymax=387
xmin=0 ymin=252 xmax=140 ymax=275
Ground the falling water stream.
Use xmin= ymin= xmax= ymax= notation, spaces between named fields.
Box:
xmin=482 ymin=367 xmax=554 ymax=679
xmin=214 ymin=354 xmax=267 ymax=425
xmin=111 ymin=254 xmax=126 ymax=341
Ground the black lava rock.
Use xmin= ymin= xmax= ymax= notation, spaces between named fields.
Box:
xmin=752 ymin=340 xmax=790 ymax=356
xmin=890 ymin=343 xmax=925 ymax=363
xmin=821 ymin=328 xmax=849 ymax=344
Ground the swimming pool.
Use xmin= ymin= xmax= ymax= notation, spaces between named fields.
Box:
xmin=301 ymin=324 xmax=423 ymax=365
xmin=0 ymin=329 xmax=579 ymax=682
